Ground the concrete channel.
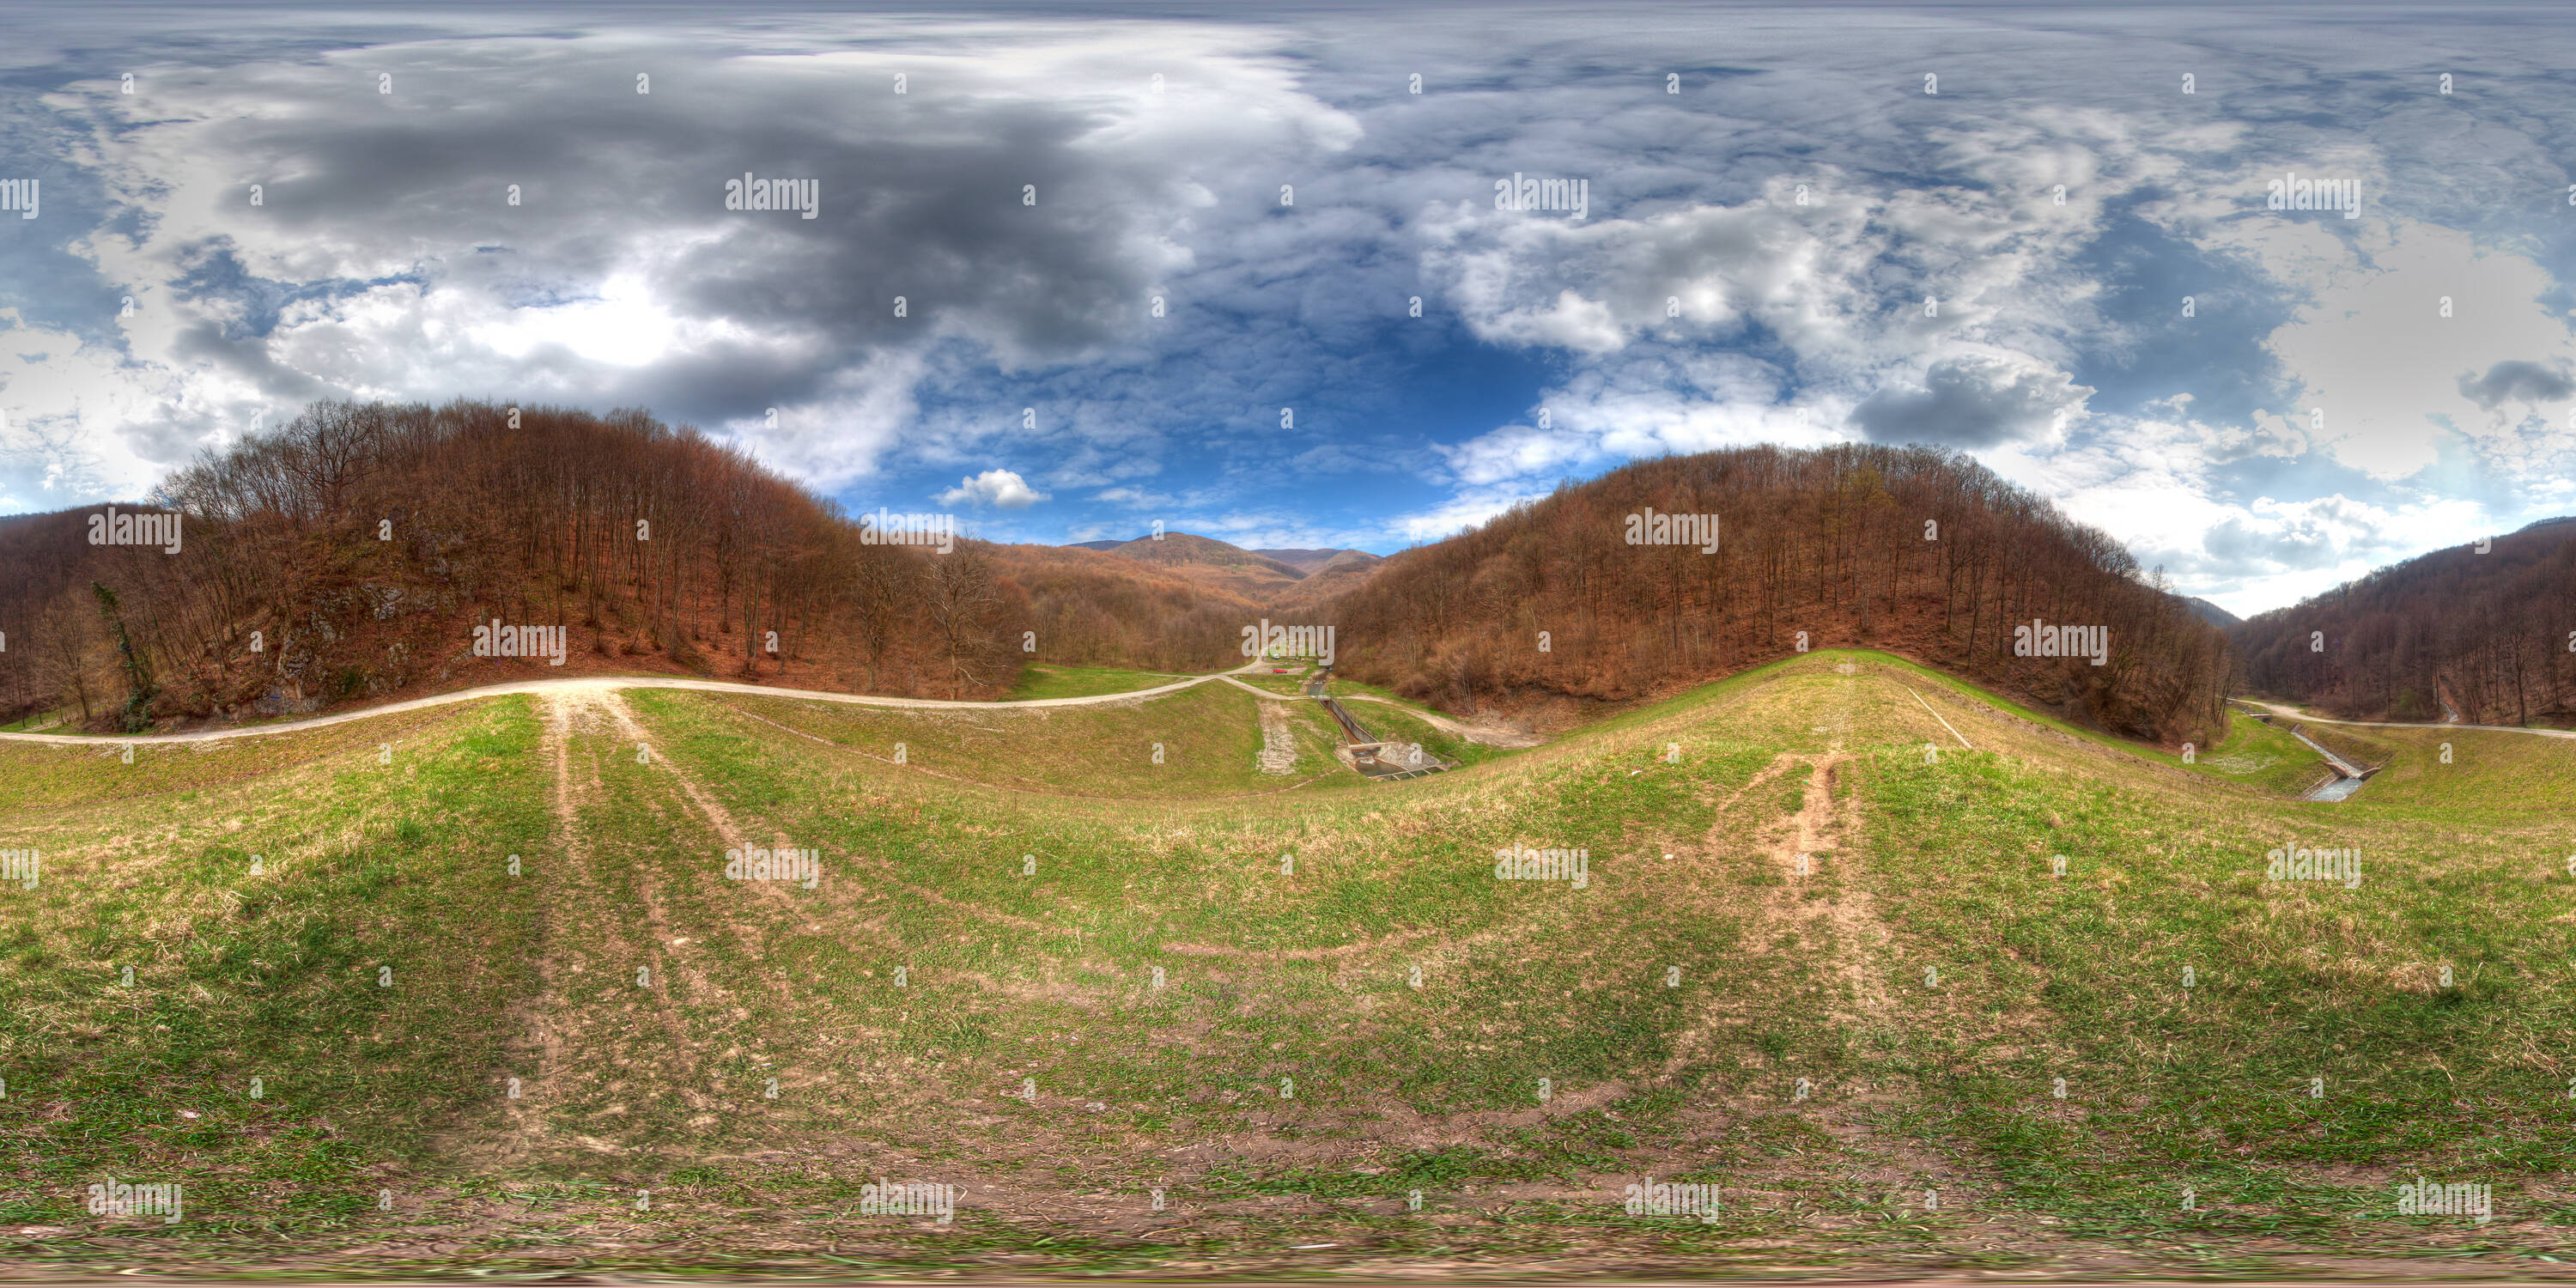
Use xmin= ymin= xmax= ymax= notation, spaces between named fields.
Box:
xmin=1302 ymin=668 xmax=1452 ymax=780
xmin=2233 ymin=702 xmax=2372 ymax=801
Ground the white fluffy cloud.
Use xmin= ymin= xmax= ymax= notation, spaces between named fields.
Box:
xmin=937 ymin=468 xmax=1049 ymax=509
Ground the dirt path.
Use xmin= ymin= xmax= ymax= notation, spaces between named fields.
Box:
xmin=2239 ymin=698 xmax=2576 ymax=741
xmin=1795 ymin=756 xmax=1890 ymax=1017
xmin=0 ymin=661 xmax=1278 ymax=746
xmin=1732 ymin=752 xmax=1888 ymax=1018
xmin=1738 ymin=665 xmax=1893 ymax=1018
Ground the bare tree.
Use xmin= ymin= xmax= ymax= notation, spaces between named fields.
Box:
xmin=921 ymin=547 xmax=1006 ymax=699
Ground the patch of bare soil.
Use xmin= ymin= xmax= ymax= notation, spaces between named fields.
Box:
xmin=1255 ymin=700 xmax=1298 ymax=774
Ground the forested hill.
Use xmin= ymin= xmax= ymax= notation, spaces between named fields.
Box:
xmin=2232 ymin=517 xmax=2576 ymax=726
xmin=0 ymin=401 xmax=1248 ymax=728
xmin=1321 ymin=444 xmax=2233 ymax=745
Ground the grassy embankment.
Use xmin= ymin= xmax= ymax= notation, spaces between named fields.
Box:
xmin=3 ymin=650 xmax=2568 ymax=1273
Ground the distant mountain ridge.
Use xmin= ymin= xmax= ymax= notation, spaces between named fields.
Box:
xmin=1056 ymin=534 xmax=1384 ymax=598
xmin=1063 ymin=536 xmax=1377 ymax=569
xmin=1251 ymin=547 xmax=1381 ymax=576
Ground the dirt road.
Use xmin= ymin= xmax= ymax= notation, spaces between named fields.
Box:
xmin=0 ymin=661 xmax=1273 ymax=746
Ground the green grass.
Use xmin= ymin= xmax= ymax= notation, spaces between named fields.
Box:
xmin=1233 ymin=669 xmax=1315 ymax=696
xmin=0 ymin=699 xmax=545 ymax=1230
xmin=711 ymin=680 xmax=1358 ymax=798
xmin=3 ymin=648 xmax=2569 ymax=1273
xmin=1003 ymin=662 xmax=1212 ymax=702
xmin=2197 ymin=710 xmax=2339 ymax=797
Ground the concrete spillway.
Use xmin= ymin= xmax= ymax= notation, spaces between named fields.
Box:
xmin=1306 ymin=671 xmax=1449 ymax=779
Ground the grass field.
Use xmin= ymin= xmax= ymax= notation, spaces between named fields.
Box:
xmin=2197 ymin=710 xmax=2342 ymax=797
xmin=1230 ymin=669 xmax=1315 ymax=696
xmin=1003 ymin=663 xmax=1212 ymax=702
xmin=3 ymin=650 xmax=2569 ymax=1276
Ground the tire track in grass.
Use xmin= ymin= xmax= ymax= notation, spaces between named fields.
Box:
xmin=580 ymin=693 xmax=787 ymax=1078
xmin=491 ymin=696 xmax=582 ymax=1157
xmin=600 ymin=691 xmax=809 ymax=1020
xmin=1794 ymin=755 xmax=1892 ymax=1018
xmin=626 ymin=696 xmax=1153 ymax=1155
xmin=611 ymin=691 xmax=915 ymax=1127
xmin=1709 ymin=752 xmax=1799 ymax=816
xmin=515 ymin=691 xmax=713 ymax=1157
xmin=1715 ymin=751 xmax=1888 ymax=1018
xmin=1679 ymin=661 xmax=1897 ymax=1072
xmin=1820 ymin=666 xmax=1895 ymax=1019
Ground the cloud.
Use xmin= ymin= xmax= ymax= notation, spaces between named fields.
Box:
xmin=27 ymin=21 xmax=1361 ymax=498
xmin=1850 ymin=354 xmax=2093 ymax=449
xmin=937 ymin=468 xmax=1049 ymax=509
xmin=2457 ymin=360 xmax=2575 ymax=410
xmin=1384 ymin=484 xmax=1549 ymax=544
xmin=1090 ymin=485 xmax=1170 ymax=507
xmin=2159 ymin=189 xmax=2576 ymax=482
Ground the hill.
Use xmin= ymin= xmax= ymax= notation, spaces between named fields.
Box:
xmin=0 ymin=401 xmax=1242 ymax=733
xmin=1252 ymin=546 xmax=1382 ymax=577
xmin=2232 ymin=516 xmax=2576 ymax=725
xmin=983 ymin=542 xmax=1260 ymax=674
xmin=1069 ymin=532 xmax=1313 ymax=600
xmin=1053 ymin=537 xmax=1387 ymax=603
xmin=3 ymin=650 xmax=2564 ymax=1274
xmin=1321 ymin=444 xmax=2233 ymax=746
xmin=2183 ymin=595 xmax=2240 ymax=629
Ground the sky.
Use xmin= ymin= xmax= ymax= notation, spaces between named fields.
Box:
xmin=3 ymin=2 xmax=2573 ymax=617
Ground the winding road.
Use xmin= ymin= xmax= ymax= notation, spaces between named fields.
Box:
xmin=0 ymin=659 xmax=1541 ymax=749
xmin=2236 ymin=699 xmax=2576 ymax=742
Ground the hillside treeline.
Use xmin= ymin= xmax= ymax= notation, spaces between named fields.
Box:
xmin=0 ymin=400 xmax=1040 ymax=729
xmin=1326 ymin=444 xmax=2232 ymax=744
xmin=1004 ymin=545 xmax=1260 ymax=674
xmin=2233 ymin=519 xmax=2576 ymax=725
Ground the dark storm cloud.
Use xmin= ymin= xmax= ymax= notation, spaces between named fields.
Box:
xmin=104 ymin=39 xmax=1237 ymax=422
xmin=2456 ymin=359 xmax=2574 ymax=410
xmin=1850 ymin=356 xmax=2089 ymax=450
